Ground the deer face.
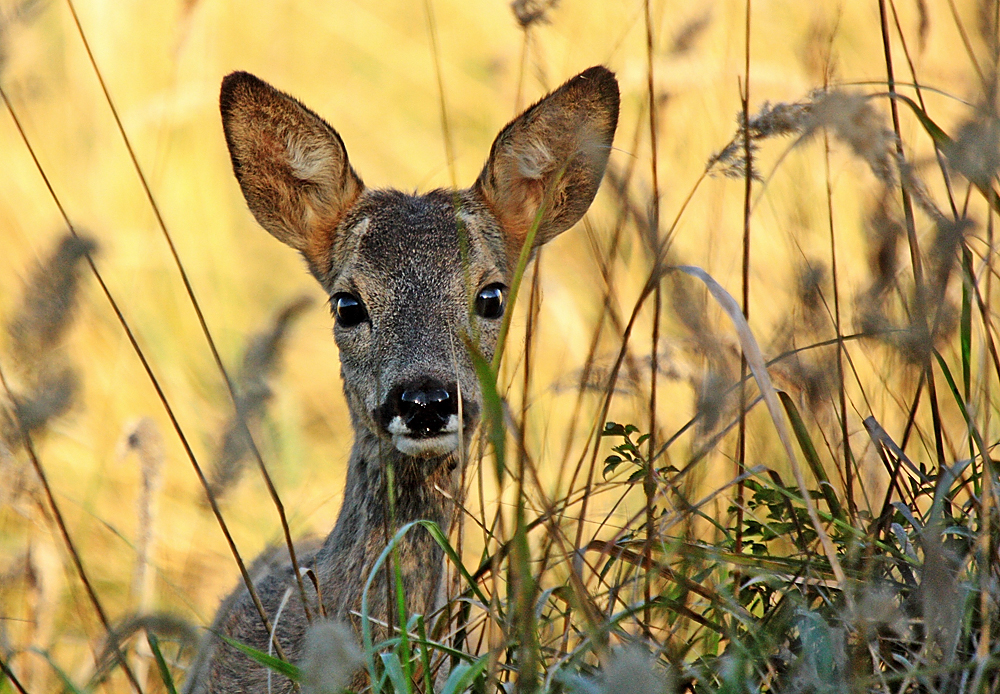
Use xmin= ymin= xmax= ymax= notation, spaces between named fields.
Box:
xmin=320 ymin=189 xmax=507 ymax=457
xmin=220 ymin=67 xmax=618 ymax=459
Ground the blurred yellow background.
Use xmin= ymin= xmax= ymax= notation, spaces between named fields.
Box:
xmin=0 ymin=0 xmax=992 ymax=689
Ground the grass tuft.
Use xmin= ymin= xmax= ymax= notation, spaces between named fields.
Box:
xmin=2 ymin=1 xmax=1000 ymax=693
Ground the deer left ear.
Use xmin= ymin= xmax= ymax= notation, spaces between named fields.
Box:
xmin=473 ymin=66 xmax=619 ymax=257
xmin=220 ymin=71 xmax=364 ymax=275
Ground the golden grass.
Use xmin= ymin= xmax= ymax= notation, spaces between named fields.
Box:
xmin=1 ymin=0 xmax=998 ymax=691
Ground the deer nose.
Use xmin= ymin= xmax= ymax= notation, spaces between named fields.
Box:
xmin=397 ymin=383 xmax=456 ymax=437
xmin=400 ymin=387 xmax=449 ymax=409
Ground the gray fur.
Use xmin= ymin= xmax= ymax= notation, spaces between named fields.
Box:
xmin=188 ymin=66 xmax=618 ymax=693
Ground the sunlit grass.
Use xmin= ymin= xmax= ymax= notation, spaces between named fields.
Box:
xmin=2 ymin=0 xmax=999 ymax=692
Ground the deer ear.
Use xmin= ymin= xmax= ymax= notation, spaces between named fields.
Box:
xmin=474 ymin=66 xmax=619 ymax=257
xmin=220 ymin=71 xmax=364 ymax=273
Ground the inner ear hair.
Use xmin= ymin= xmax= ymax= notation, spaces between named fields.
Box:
xmin=474 ymin=66 xmax=620 ymax=257
xmin=220 ymin=71 xmax=364 ymax=273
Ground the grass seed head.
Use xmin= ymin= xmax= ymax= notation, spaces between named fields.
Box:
xmin=708 ymin=100 xmax=810 ymax=178
xmin=847 ymin=586 xmax=909 ymax=642
xmin=919 ymin=525 xmax=963 ymax=662
xmin=299 ymin=619 xmax=363 ymax=694
xmin=928 ymin=217 xmax=973 ymax=295
xmin=806 ymin=91 xmax=895 ymax=184
xmin=865 ymin=193 xmax=903 ymax=297
xmin=946 ymin=113 xmax=1000 ymax=188
xmin=601 ymin=646 xmax=673 ymax=694
xmin=796 ymin=260 xmax=827 ymax=329
xmin=511 ymin=0 xmax=559 ymax=29
xmin=7 ymin=234 xmax=96 ymax=369
xmin=694 ymin=368 xmax=729 ymax=434
xmin=8 ymin=364 xmax=78 ymax=439
xmin=207 ymin=295 xmax=311 ymax=500
xmin=669 ymin=11 xmax=711 ymax=57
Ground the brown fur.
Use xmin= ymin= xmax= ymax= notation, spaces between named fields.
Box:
xmin=186 ymin=66 xmax=618 ymax=694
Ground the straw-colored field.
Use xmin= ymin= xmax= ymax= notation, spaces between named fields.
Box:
xmin=2 ymin=1 xmax=998 ymax=692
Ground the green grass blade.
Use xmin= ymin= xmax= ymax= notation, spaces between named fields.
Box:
xmin=892 ymin=92 xmax=1000 ymax=213
xmin=932 ymin=349 xmax=986 ymax=455
xmin=468 ymin=340 xmax=506 ymax=485
xmin=380 ymin=652 xmax=408 ymax=693
xmin=413 ymin=615 xmax=434 ymax=694
xmin=360 ymin=519 xmax=496 ymax=687
xmin=384 ymin=463 xmax=414 ymax=693
xmin=218 ymin=635 xmax=301 ymax=682
xmin=439 ymin=654 xmax=489 ymax=694
xmin=418 ymin=521 xmax=494 ymax=614
xmin=28 ymin=649 xmax=88 ymax=694
xmin=146 ymin=632 xmax=178 ymax=694
xmin=778 ymin=391 xmax=844 ymax=522
xmin=961 ymin=248 xmax=973 ymax=404
xmin=889 ymin=93 xmax=952 ymax=149
xmin=491 ymin=189 xmax=548 ymax=370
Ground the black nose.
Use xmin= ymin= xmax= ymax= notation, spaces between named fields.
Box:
xmin=383 ymin=380 xmax=458 ymax=438
xmin=400 ymin=387 xmax=449 ymax=409
xmin=400 ymin=386 xmax=452 ymax=436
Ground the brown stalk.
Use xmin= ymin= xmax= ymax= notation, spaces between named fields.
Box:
xmin=511 ymin=246 xmax=543 ymax=690
xmin=823 ymin=131 xmax=858 ymax=520
xmin=812 ymin=15 xmax=858 ymax=521
xmin=423 ymin=0 xmax=457 ymax=190
xmin=877 ymin=0 xmax=947 ymax=473
xmin=734 ymin=0 xmax=753 ymax=599
xmin=0 ymin=362 xmax=145 ymax=694
xmin=0 ymin=80 xmax=288 ymax=663
xmin=557 ymin=101 xmax=647 ymax=509
xmin=63 ymin=0 xmax=313 ymax=625
xmin=568 ymin=271 xmax=659 ymax=599
xmin=642 ymin=0 xmax=661 ymax=637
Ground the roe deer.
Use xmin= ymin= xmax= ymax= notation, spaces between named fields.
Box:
xmin=185 ymin=65 xmax=619 ymax=693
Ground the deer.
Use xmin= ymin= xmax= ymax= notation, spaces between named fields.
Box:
xmin=184 ymin=65 xmax=619 ymax=693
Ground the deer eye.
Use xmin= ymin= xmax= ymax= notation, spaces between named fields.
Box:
xmin=474 ymin=283 xmax=506 ymax=319
xmin=332 ymin=293 xmax=368 ymax=327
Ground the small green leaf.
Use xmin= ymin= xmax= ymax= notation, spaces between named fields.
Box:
xmin=603 ymin=421 xmax=625 ymax=436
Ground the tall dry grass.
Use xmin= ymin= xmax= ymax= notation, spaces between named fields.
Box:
xmin=1 ymin=0 xmax=999 ymax=692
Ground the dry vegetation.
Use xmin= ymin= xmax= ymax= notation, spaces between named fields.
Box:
xmin=2 ymin=0 xmax=1000 ymax=692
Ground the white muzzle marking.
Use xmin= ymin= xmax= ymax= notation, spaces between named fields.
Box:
xmin=388 ymin=414 xmax=460 ymax=457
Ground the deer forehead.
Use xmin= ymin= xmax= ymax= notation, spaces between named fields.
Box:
xmin=328 ymin=189 xmax=507 ymax=299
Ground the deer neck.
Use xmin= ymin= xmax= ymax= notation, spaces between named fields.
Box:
xmin=311 ymin=429 xmax=465 ymax=620
xmin=333 ymin=431 xmax=463 ymax=541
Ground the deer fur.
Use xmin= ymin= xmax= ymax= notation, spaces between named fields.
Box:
xmin=185 ymin=66 xmax=619 ymax=693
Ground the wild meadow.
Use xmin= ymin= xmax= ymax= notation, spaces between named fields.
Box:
xmin=1 ymin=0 xmax=999 ymax=692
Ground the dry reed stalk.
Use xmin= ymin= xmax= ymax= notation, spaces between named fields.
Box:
xmin=0 ymin=233 xmax=92 ymax=692
xmin=64 ymin=0 xmax=316 ymax=628
xmin=117 ymin=417 xmax=164 ymax=688
xmin=1 ymin=70 xmax=288 ymax=663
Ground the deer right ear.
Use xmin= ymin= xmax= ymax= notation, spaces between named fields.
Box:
xmin=220 ymin=72 xmax=364 ymax=273
xmin=474 ymin=66 xmax=619 ymax=260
